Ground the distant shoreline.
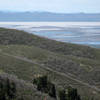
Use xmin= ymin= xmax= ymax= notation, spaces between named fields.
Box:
xmin=1 ymin=22 xmax=100 ymax=27
xmin=0 ymin=22 xmax=100 ymax=48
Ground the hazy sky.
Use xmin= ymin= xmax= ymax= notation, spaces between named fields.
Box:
xmin=0 ymin=0 xmax=100 ymax=13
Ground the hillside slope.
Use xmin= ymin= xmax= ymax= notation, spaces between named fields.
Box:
xmin=0 ymin=73 xmax=54 ymax=100
xmin=0 ymin=28 xmax=100 ymax=60
xmin=0 ymin=28 xmax=100 ymax=99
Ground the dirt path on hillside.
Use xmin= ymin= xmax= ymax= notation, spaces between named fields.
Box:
xmin=3 ymin=52 xmax=100 ymax=92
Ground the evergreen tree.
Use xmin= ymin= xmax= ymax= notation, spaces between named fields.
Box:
xmin=67 ymin=86 xmax=81 ymax=100
xmin=0 ymin=81 xmax=6 ymax=100
xmin=6 ymin=78 xmax=16 ymax=99
xmin=34 ymin=75 xmax=48 ymax=92
xmin=59 ymin=89 xmax=67 ymax=100
xmin=48 ymin=82 xmax=56 ymax=98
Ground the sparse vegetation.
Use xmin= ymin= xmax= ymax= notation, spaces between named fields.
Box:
xmin=33 ymin=75 xmax=56 ymax=98
xmin=0 ymin=28 xmax=100 ymax=100
xmin=0 ymin=76 xmax=16 ymax=100
xmin=0 ymin=28 xmax=100 ymax=60
xmin=33 ymin=75 xmax=82 ymax=100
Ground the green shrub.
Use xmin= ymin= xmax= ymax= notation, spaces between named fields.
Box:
xmin=47 ymin=82 xmax=56 ymax=98
xmin=0 ymin=78 xmax=16 ymax=100
xmin=67 ymin=86 xmax=81 ymax=100
xmin=58 ymin=89 xmax=67 ymax=100
xmin=58 ymin=87 xmax=81 ymax=100
xmin=33 ymin=75 xmax=56 ymax=98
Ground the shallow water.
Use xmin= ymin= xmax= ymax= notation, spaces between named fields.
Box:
xmin=0 ymin=22 xmax=100 ymax=47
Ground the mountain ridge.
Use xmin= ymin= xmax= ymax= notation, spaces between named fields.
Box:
xmin=0 ymin=11 xmax=100 ymax=21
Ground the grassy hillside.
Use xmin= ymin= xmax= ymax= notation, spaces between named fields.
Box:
xmin=1 ymin=45 xmax=100 ymax=85
xmin=0 ymin=28 xmax=100 ymax=60
xmin=0 ymin=28 xmax=100 ymax=100
xmin=0 ymin=52 xmax=100 ymax=100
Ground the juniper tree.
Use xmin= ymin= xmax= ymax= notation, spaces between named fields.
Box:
xmin=6 ymin=78 xmax=16 ymax=99
xmin=0 ymin=80 xmax=6 ymax=100
xmin=67 ymin=86 xmax=81 ymax=100
xmin=48 ymin=82 xmax=56 ymax=98
xmin=59 ymin=89 xmax=67 ymax=100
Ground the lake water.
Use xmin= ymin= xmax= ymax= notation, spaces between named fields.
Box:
xmin=0 ymin=22 xmax=100 ymax=48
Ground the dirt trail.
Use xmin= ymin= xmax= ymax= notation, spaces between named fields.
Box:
xmin=3 ymin=52 xmax=100 ymax=92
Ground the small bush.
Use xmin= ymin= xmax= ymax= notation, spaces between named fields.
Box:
xmin=48 ymin=82 xmax=56 ymax=98
xmin=58 ymin=87 xmax=81 ymax=100
xmin=58 ymin=89 xmax=67 ymax=100
xmin=0 ymin=78 xmax=17 ymax=100
xmin=33 ymin=75 xmax=56 ymax=98
xmin=67 ymin=86 xmax=81 ymax=100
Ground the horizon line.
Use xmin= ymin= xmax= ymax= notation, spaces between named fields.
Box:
xmin=0 ymin=10 xmax=100 ymax=14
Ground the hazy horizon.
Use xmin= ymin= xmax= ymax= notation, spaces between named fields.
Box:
xmin=0 ymin=11 xmax=100 ymax=14
xmin=0 ymin=0 xmax=100 ymax=13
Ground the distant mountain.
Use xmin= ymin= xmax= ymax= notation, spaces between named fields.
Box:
xmin=0 ymin=11 xmax=100 ymax=22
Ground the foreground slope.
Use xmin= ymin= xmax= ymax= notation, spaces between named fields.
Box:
xmin=0 ymin=51 xmax=100 ymax=100
xmin=0 ymin=28 xmax=100 ymax=99
xmin=0 ymin=73 xmax=54 ymax=100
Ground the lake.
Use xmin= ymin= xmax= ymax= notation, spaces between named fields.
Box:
xmin=0 ymin=22 xmax=100 ymax=48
